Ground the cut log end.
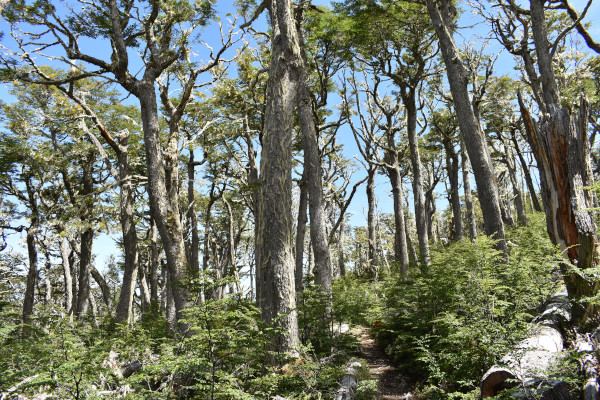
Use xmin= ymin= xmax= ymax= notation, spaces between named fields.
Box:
xmin=481 ymin=368 xmax=518 ymax=398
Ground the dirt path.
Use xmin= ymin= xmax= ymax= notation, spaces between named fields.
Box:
xmin=355 ymin=328 xmax=412 ymax=400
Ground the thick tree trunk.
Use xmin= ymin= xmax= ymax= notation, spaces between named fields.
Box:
xmin=520 ymin=0 xmax=599 ymax=322
xmin=426 ymin=0 xmax=507 ymax=254
xmin=298 ymin=80 xmax=332 ymax=294
xmin=75 ymin=227 xmax=94 ymax=318
xmin=406 ymin=98 xmax=431 ymax=265
xmin=75 ymin=152 xmax=95 ymax=318
xmin=138 ymin=83 xmax=189 ymax=329
xmin=295 ymin=173 xmax=308 ymax=295
xmin=257 ymin=0 xmax=301 ymax=358
xmin=520 ymin=95 xmax=598 ymax=321
xmin=481 ymin=292 xmax=571 ymax=398
xmin=296 ymin=19 xmax=332 ymax=294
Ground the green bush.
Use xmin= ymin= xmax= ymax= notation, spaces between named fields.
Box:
xmin=374 ymin=213 xmax=561 ymax=396
xmin=332 ymin=274 xmax=385 ymax=327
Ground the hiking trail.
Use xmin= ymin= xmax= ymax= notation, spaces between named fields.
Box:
xmin=355 ymin=327 xmax=412 ymax=400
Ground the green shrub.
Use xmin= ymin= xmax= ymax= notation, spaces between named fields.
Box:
xmin=375 ymin=213 xmax=560 ymax=395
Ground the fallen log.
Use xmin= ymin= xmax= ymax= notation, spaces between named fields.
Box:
xmin=481 ymin=291 xmax=571 ymax=398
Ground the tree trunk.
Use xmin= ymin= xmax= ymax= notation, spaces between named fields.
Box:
xmin=59 ymin=235 xmax=73 ymax=316
xmin=75 ymin=227 xmax=93 ymax=318
xmin=519 ymin=94 xmax=598 ymax=322
xmin=298 ymin=80 xmax=332 ymax=294
xmin=426 ymin=0 xmax=507 ymax=254
xmin=406 ymin=97 xmax=431 ymax=265
xmin=295 ymin=173 xmax=308 ymax=295
xmin=505 ymin=145 xmax=528 ymax=225
xmin=243 ymin=116 xmax=261 ymax=303
xmin=405 ymin=217 xmax=418 ymax=267
xmin=442 ymin=132 xmax=464 ymax=240
xmin=366 ymin=164 xmax=379 ymax=273
xmin=296 ymin=17 xmax=333 ymax=295
xmin=149 ymin=217 xmax=160 ymax=309
xmin=43 ymin=251 xmax=52 ymax=305
xmin=23 ymin=225 xmax=38 ymax=328
xmin=115 ymin=147 xmax=140 ymax=324
xmin=522 ymin=0 xmax=599 ymax=322
xmin=511 ymin=127 xmax=542 ymax=212
xmin=461 ymin=139 xmax=477 ymax=240
xmin=387 ymin=165 xmax=410 ymax=272
xmin=75 ymin=151 xmax=95 ymax=318
xmin=257 ymin=0 xmax=301 ymax=358
xmin=91 ymin=266 xmax=112 ymax=310
xmin=338 ymin=216 xmax=346 ymax=277
xmin=138 ymin=83 xmax=189 ymax=329
xmin=481 ymin=292 xmax=570 ymax=398
xmin=186 ymin=147 xmax=200 ymax=278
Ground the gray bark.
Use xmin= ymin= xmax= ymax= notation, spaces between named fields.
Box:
xmin=138 ymin=83 xmax=189 ymax=330
xmin=295 ymin=173 xmax=308 ymax=294
xmin=510 ymin=127 xmax=542 ymax=212
xmin=481 ymin=292 xmax=571 ymax=398
xmin=441 ymin=129 xmax=464 ymax=240
xmin=75 ymin=152 xmax=95 ymax=318
xmin=59 ymin=235 xmax=73 ymax=315
xmin=91 ymin=266 xmax=112 ymax=310
xmin=366 ymin=165 xmax=379 ymax=272
xmin=404 ymin=205 xmax=419 ymax=267
xmin=43 ymin=251 xmax=51 ymax=305
xmin=149 ymin=217 xmax=160 ymax=308
xmin=186 ymin=148 xmax=200 ymax=279
xmin=23 ymin=225 xmax=37 ymax=328
xmin=387 ymin=166 xmax=410 ymax=272
xmin=426 ymin=0 xmax=507 ymax=254
xmin=297 ymin=16 xmax=332 ymax=294
xmin=257 ymin=0 xmax=301 ymax=357
xmin=505 ymin=144 xmax=528 ymax=225
xmin=115 ymin=145 xmax=140 ymax=324
xmin=338 ymin=216 xmax=346 ymax=277
xmin=406 ymin=98 xmax=431 ymax=265
xmin=461 ymin=139 xmax=477 ymax=240
xmin=298 ymin=79 xmax=332 ymax=293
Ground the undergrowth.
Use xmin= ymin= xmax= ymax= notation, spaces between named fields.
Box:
xmin=1 ymin=287 xmax=358 ymax=399
xmin=333 ymin=212 xmax=563 ymax=399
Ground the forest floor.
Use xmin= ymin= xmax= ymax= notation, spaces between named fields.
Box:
xmin=355 ymin=327 xmax=412 ymax=400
